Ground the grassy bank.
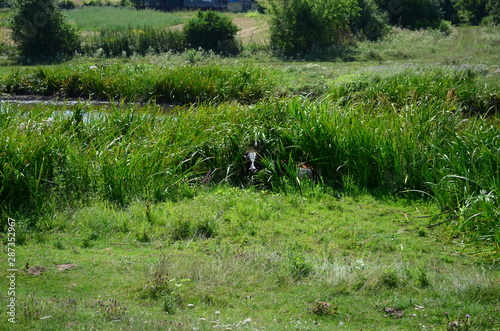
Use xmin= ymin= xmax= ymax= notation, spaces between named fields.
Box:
xmin=2 ymin=63 xmax=272 ymax=103
xmin=1 ymin=63 xmax=499 ymax=259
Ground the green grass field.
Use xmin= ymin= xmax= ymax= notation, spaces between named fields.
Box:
xmin=64 ymin=7 xmax=191 ymax=31
xmin=1 ymin=8 xmax=499 ymax=330
xmin=7 ymin=192 xmax=500 ymax=330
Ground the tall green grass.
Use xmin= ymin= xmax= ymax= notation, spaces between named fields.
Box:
xmin=1 ymin=64 xmax=498 ymax=260
xmin=82 ymin=26 xmax=186 ymax=56
xmin=2 ymin=63 xmax=273 ymax=104
xmin=327 ymin=64 xmax=499 ymax=115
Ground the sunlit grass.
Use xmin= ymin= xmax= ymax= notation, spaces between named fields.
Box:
xmin=2 ymin=63 xmax=273 ymax=103
xmin=1 ymin=65 xmax=499 ymax=259
xmin=8 ymin=191 xmax=500 ymax=330
xmin=1 ymin=23 xmax=500 ymax=331
xmin=64 ymin=7 xmax=189 ymax=31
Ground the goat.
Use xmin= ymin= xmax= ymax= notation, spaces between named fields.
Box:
xmin=244 ymin=148 xmax=262 ymax=175
xmin=297 ymin=162 xmax=318 ymax=181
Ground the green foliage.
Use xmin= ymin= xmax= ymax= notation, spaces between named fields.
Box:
xmin=0 ymin=0 xmax=11 ymax=7
xmin=285 ymin=243 xmax=314 ymax=279
xmin=84 ymin=0 xmax=109 ymax=6
xmin=352 ymin=0 xmax=389 ymax=40
xmin=262 ymin=0 xmax=359 ymax=58
xmin=2 ymin=63 xmax=272 ymax=104
xmin=120 ymin=0 xmax=132 ymax=6
xmin=438 ymin=20 xmax=454 ymax=35
xmin=9 ymin=191 xmax=500 ymax=328
xmin=184 ymin=10 xmax=240 ymax=56
xmin=486 ymin=0 xmax=500 ymax=24
xmin=456 ymin=0 xmax=489 ymax=25
xmin=58 ymin=0 xmax=76 ymax=9
xmin=11 ymin=0 xmax=80 ymax=59
xmin=1 ymin=60 xmax=499 ymax=260
xmin=376 ymin=0 xmax=445 ymax=29
xmin=83 ymin=26 xmax=186 ymax=56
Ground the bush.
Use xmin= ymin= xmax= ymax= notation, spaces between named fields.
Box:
xmin=58 ymin=0 xmax=76 ymax=9
xmin=486 ymin=0 xmax=500 ymax=25
xmin=184 ymin=10 xmax=240 ymax=56
xmin=352 ymin=0 xmax=389 ymax=40
xmin=375 ymin=0 xmax=444 ymax=29
xmin=11 ymin=0 xmax=80 ymax=59
xmin=438 ymin=20 xmax=453 ymax=35
xmin=262 ymin=0 xmax=359 ymax=58
xmin=456 ymin=0 xmax=488 ymax=25
xmin=84 ymin=0 xmax=108 ymax=6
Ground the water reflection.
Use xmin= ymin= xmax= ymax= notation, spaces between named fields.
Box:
xmin=0 ymin=96 xmax=179 ymax=112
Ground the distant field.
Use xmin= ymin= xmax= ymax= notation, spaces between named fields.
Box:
xmin=64 ymin=7 xmax=191 ymax=30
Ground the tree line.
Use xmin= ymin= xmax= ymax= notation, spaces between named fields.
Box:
xmin=7 ymin=0 xmax=500 ymax=61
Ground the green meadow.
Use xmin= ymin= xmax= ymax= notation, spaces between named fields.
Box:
xmin=64 ymin=7 xmax=190 ymax=31
xmin=1 ymin=8 xmax=499 ymax=330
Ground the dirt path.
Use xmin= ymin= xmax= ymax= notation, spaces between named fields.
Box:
xmin=453 ymin=26 xmax=479 ymax=56
xmin=233 ymin=17 xmax=269 ymax=45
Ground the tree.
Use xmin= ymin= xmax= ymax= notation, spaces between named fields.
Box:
xmin=352 ymin=0 xmax=389 ymax=40
xmin=11 ymin=0 xmax=80 ymax=59
xmin=456 ymin=0 xmax=488 ymax=24
xmin=0 ymin=0 xmax=12 ymax=8
xmin=487 ymin=0 xmax=500 ymax=24
xmin=262 ymin=0 xmax=360 ymax=58
xmin=375 ymin=0 xmax=444 ymax=28
xmin=184 ymin=10 xmax=240 ymax=56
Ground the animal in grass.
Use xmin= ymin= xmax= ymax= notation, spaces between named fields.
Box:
xmin=243 ymin=146 xmax=319 ymax=182
xmin=244 ymin=147 xmax=262 ymax=176
xmin=297 ymin=162 xmax=318 ymax=181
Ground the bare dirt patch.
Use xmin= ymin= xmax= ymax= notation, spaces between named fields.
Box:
xmin=233 ymin=17 xmax=269 ymax=45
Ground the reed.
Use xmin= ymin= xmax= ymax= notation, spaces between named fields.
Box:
xmin=2 ymin=63 xmax=273 ymax=104
xmin=1 ymin=64 xmax=498 ymax=259
xmin=327 ymin=64 xmax=499 ymax=115
xmin=82 ymin=26 xmax=186 ymax=57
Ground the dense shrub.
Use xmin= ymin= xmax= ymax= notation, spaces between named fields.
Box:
xmin=438 ymin=20 xmax=453 ymax=35
xmin=375 ymin=0 xmax=444 ymax=29
xmin=11 ymin=0 xmax=80 ymax=59
xmin=262 ymin=0 xmax=359 ymax=58
xmin=84 ymin=0 xmax=109 ymax=6
xmin=120 ymin=0 xmax=133 ymax=6
xmin=486 ymin=0 xmax=500 ymax=25
xmin=456 ymin=0 xmax=488 ymax=25
xmin=352 ymin=0 xmax=389 ymax=40
xmin=184 ymin=10 xmax=240 ymax=56
xmin=58 ymin=0 xmax=76 ymax=9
